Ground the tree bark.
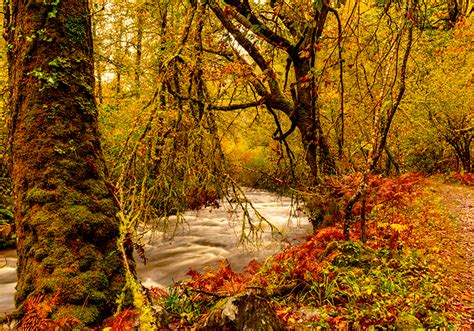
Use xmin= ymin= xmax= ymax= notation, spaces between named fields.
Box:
xmin=5 ymin=0 xmax=131 ymax=325
xmin=447 ymin=138 xmax=472 ymax=173
xmin=297 ymin=111 xmax=336 ymax=180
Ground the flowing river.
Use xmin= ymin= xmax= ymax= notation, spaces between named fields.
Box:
xmin=0 ymin=189 xmax=311 ymax=313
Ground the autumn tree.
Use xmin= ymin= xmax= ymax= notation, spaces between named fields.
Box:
xmin=407 ymin=15 xmax=473 ymax=173
xmin=342 ymin=0 xmax=416 ymax=239
xmin=4 ymin=0 xmax=132 ymax=326
xmin=182 ymin=0 xmax=340 ymax=182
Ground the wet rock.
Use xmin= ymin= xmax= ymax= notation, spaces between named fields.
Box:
xmin=0 ymin=314 xmax=18 ymax=331
xmin=202 ymin=293 xmax=283 ymax=331
xmin=151 ymin=305 xmax=168 ymax=327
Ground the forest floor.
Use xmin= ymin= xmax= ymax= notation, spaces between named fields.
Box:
xmin=1 ymin=174 xmax=473 ymax=329
xmin=432 ymin=181 xmax=474 ymax=327
xmin=143 ymin=174 xmax=474 ymax=330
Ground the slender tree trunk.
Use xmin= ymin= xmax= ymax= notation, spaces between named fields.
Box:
xmin=116 ymin=70 xmax=121 ymax=95
xmin=135 ymin=8 xmax=143 ymax=97
xmin=448 ymin=0 xmax=460 ymax=26
xmin=5 ymin=0 xmax=131 ymax=325
xmin=97 ymin=64 xmax=104 ymax=105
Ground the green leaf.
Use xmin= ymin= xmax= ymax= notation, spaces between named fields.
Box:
xmin=0 ymin=209 xmax=14 ymax=220
xmin=313 ymin=0 xmax=323 ymax=11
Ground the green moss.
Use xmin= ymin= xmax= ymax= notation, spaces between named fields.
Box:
xmin=40 ymin=211 xmax=71 ymax=238
xmin=26 ymin=187 xmax=57 ymax=203
xmin=52 ymin=305 xmax=100 ymax=326
xmin=38 ymin=277 xmax=58 ymax=294
xmin=60 ymin=204 xmax=93 ymax=223
xmin=66 ymin=190 xmax=91 ymax=206
xmin=56 ymin=203 xmax=118 ymax=240
xmin=60 ymin=280 xmax=88 ymax=304
xmin=77 ymin=271 xmax=108 ymax=303
xmin=82 ymin=179 xmax=108 ymax=197
xmin=102 ymin=250 xmax=122 ymax=274
xmin=59 ymin=205 xmax=97 ymax=237
xmin=61 ymin=205 xmax=97 ymax=237
xmin=41 ymin=256 xmax=61 ymax=273
xmin=15 ymin=275 xmax=34 ymax=302
xmin=57 ymin=159 xmax=84 ymax=173
xmin=88 ymin=214 xmax=119 ymax=239
xmin=32 ymin=209 xmax=55 ymax=227
xmin=394 ymin=312 xmax=424 ymax=329
xmin=97 ymin=198 xmax=117 ymax=216
xmin=77 ymin=245 xmax=97 ymax=271
xmin=34 ymin=248 xmax=48 ymax=261
xmin=74 ymin=95 xmax=95 ymax=115
xmin=66 ymin=15 xmax=87 ymax=44
xmin=23 ymin=236 xmax=35 ymax=253
xmin=79 ymin=270 xmax=108 ymax=288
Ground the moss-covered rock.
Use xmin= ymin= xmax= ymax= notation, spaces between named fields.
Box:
xmin=203 ymin=294 xmax=284 ymax=331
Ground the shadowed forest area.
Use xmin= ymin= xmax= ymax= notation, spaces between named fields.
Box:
xmin=0 ymin=0 xmax=472 ymax=329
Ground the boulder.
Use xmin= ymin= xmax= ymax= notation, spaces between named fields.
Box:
xmin=202 ymin=294 xmax=283 ymax=331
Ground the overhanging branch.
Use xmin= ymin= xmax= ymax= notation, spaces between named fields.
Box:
xmin=166 ymin=86 xmax=264 ymax=111
xmin=223 ymin=0 xmax=293 ymax=50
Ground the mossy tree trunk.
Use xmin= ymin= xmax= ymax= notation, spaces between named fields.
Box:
xmin=4 ymin=0 xmax=131 ymax=326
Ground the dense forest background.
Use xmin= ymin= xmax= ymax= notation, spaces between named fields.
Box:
xmin=0 ymin=0 xmax=472 ymax=329
xmin=1 ymin=0 xmax=472 ymax=225
xmin=90 ymin=0 xmax=471 ymax=238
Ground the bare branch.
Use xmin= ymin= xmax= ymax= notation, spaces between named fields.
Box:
xmin=166 ymin=86 xmax=264 ymax=112
xmin=208 ymin=0 xmax=293 ymax=116
xmin=371 ymin=21 xmax=414 ymax=170
xmin=224 ymin=0 xmax=293 ymax=50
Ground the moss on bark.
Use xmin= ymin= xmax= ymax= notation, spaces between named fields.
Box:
xmin=5 ymin=0 xmax=133 ymax=326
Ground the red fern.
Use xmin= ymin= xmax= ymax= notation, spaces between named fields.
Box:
xmin=18 ymin=291 xmax=80 ymax=330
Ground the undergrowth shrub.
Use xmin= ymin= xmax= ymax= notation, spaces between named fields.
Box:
xmin=147 ymin=174 xmax=459 ymax=329
xmin=444 ymin=171 xmax=474 ymax=185
xmin=149 ymin=235 xmax=455 ymax=328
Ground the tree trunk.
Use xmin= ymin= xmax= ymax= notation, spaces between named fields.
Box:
xmin=5 ymin=0 xmax=131 ymax=326
xmin=291 ymin=19 xmax=336 ymax=180
xmin=448 ymin=139 xmax=472 ymax=173
xmin=297 ymin=113 xmax=336 ymax=181
xmin=134 ymin=7 xmax=144 ymax=97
